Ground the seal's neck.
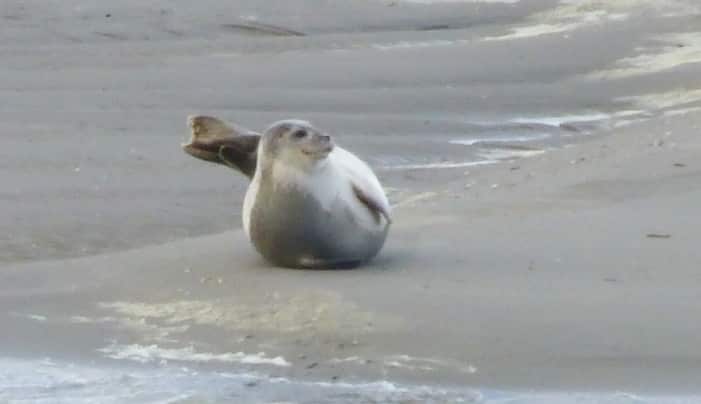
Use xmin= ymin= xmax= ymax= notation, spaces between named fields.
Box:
xmin=256 ymin=142 xmax=330 ymax=185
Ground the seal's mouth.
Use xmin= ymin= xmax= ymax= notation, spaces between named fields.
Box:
xmin=302 ymin=143 xmax=334 ymax=158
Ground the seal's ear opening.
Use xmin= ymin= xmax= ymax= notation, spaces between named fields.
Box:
xmin=182 ymin=115 xmax=261 ymax=178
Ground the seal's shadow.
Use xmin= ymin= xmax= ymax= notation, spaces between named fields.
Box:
xmin=253 ymin=246 xmax=409 ymax=272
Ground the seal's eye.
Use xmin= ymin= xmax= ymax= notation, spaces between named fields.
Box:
xmin=291 ymin=129 xmax=307 ymax=139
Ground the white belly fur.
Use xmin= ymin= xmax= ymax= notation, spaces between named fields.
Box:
xmin=242 ymin=172 xmax=259 ymax=239
xmin=242 ymin=146 xmax=388 ymax=241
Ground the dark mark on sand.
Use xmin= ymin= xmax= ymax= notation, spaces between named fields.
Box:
xmin=94 ymin=32 xmax=127 ymax=40
xmin=560 ymin=123 xmax=581 ymax=132
xmin=646 ymin=233 xmax=671 ymax=239
xmin=221 ymin=22 xmax=305 ymax=37
xmin=418 ymin=24 xmax=452 ymax=31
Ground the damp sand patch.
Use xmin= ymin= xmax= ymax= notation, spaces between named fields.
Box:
xmin=588 ymin=32 xmax=701 ymax=79
xmin=483 ymin=0 xmax=633 ymax=41
xmin=91 ymin=294 xmax=400 ymax=369
xmin=483 ymin=0 xmax=699 ymax=42
xmin=617 ymin=88 xmax=701 ymax=111
xmin=96 ymin=291 xmax=397 ymax=339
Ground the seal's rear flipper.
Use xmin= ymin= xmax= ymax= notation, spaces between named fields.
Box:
xmin=189 ymin=115 xmax=237 ymax=138
xmin=352 ymin=183 xmax=392 ymax=225
xmin=218 ymin=137 xmax=260 ymax=178
xmin=182 ymin=115 xmax=261 ymax=178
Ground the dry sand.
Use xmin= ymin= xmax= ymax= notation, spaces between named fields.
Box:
xmin=2 ymin=0 xmax=701 ymax=402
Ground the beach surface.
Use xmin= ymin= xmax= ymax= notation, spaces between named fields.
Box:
xmin=2 ymin=0 xmax=701 ymax=402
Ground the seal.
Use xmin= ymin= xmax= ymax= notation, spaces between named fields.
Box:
xmin=182 ymin=115 xmax=391 ymax=269
xmin=244 ymin=119 xmax=391 ymax=268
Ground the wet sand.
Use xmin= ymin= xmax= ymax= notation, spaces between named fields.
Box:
xmin=2 ymin=0 xmax=701 ymax=402
xmin=3 ymin=109 xmax=701 ymax=395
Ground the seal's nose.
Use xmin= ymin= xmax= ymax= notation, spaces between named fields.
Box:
xmin=319 ymin=135 xmax=331 ymax=142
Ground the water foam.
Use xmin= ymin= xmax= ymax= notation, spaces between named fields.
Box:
xmin=98 ymin=343 xmax=291 ymax=367
xmin=382 ymin=160 xmax=497 ymax=170
xmin=450 ymin=133 xmax=551 ymax=146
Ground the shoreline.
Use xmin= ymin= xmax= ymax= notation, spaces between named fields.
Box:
xmin=1 ymin=358 xmax=699 ymax=404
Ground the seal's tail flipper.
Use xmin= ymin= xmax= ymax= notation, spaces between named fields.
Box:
xmin=188 ymin=115 xmax=237 ymax=139
xmin=182 ymin=115 xmax=261 ymax=178
xmin=218 ymin=137 xmax=260 ymax=178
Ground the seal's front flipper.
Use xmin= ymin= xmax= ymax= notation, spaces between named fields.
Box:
xmin=352 ymin=183 xmax=392 ymax=225
xmin=182 ymin=115 xmax=261 ymax=178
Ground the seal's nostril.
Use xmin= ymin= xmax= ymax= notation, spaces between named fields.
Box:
xmin=320 ymin=135 xmax=331 ymax=142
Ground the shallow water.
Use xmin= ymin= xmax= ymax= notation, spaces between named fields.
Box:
xmin=1 ymin=358 xmax=698 ymax=404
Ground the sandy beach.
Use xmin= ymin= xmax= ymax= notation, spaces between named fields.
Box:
xmin=2 ymin=0 xmax=701 ymax=402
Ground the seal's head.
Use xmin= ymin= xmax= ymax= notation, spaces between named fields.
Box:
xmin=260 ymin=120 xmax=335 ymax=170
